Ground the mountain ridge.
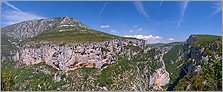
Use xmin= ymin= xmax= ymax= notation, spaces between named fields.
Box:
xmin=2 ymin=17 xmax=89 ymax=40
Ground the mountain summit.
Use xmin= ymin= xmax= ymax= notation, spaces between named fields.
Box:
xmin=2 ymin=17 xmax=89 ymax=40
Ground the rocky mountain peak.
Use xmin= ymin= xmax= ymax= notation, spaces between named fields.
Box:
xmin=1 ymin=17 xmax=89 ymax=40
xmin=57 ymin=16 xmax=88 ymax=28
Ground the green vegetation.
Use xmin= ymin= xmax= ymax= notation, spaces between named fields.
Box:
xmin=203 ymin=59 xmax=222 ymax=91
xmin=1 ymin=68 xmax=14 ymax=91
xmin=29 ymin=27 xmax=118 ymax=44
xmin=174 ymin=35 xmax=222 ymax=91
xmin=26 ymin=27 xmax=142 ymax=45
xmin=97 ymin=55 xmax=133 ymax=87
xmin=146 ymin=48 xmax=155 ymax=60
xmin=174 ymin=73 xmax=191 ymax=91
xmin=191 ymin=75 xmax=205 ymax=90
xmin=1 ymin=61 xmax=66 ymax=91
xmin=192 ymin=34 xmax=221 ymax=45
xmin=163 ymin=44 xmax=183 ymax=83
xmin=124 ymin=44 xmax=142 ymax=52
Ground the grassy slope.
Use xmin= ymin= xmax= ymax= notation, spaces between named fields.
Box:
xmin=28 ymin=27 xmax=141 ymax=44
xmin=192 ymin=34 xmax=221 ymax=45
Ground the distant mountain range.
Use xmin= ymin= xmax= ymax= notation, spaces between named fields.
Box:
xmin=1 ymin=17 xmax=222 ymax=91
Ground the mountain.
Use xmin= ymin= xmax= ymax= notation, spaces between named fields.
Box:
xmin=147 ymin=43 xmax=166 ymax=47
xmin=2 ymin=17 xmax=89 ymax=40
xmin=1 ymin=17 xmax=222 ymax=91
xmin=1 ymin=17 xmax=88 ymax=60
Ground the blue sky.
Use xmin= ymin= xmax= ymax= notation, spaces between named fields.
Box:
xmin=1 ymin=1 xmax=222 ymax=43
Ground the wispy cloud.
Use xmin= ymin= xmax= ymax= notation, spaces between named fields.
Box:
xmin=153 ymin=20 xmax=178 ymax=26
xmin=2 ymin=2 xmax=46 ymax=26
xmin=177 ymin=1 xmax=189 ymax=27
xmin=202 ymin=2 xmax=222 ymax=22
xmin=210 ymin=2 xmax=222 ymax=17
xmin=98 ymin=2 xmax=108 ymax=19
xmin=137 ymin=28 xmax=143 ymax=31
xmin=133 ymin=25 xmax=138 ymax=27
xmin=134 ymin=1 xmax=149 ymax=19
xmin=100 ymin=25 xmax=110 ymax=28
xmin=159 ymin=0 xmax=164 ymax=9
xmin=129 ymin=25 xmax=143 ymax=33
xmin=3 ymin=2 xmax=22 ymax=12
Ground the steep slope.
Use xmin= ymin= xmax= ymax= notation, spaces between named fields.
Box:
xmin=168 ymin=35 xmax=222 ymax=91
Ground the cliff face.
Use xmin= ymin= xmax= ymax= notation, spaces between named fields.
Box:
xmin=13 ymin=39 xmax=145 ymax=72
xmin=171 ymin=35 xmax=222 ymax=91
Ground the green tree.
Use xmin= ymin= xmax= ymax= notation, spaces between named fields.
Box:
xmin=1 ymin=68 xmax=14 ymax=91
xmin=191 ymin=75 xmax=205 ymax=90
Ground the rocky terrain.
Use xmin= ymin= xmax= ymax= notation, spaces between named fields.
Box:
xmin=1 ymin=17 xmax=222 ymax=91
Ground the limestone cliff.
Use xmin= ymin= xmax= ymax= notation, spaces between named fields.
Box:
xmin=13 ymin=39 xmax=145 ymax=72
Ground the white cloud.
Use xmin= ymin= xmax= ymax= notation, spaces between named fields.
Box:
xmin=177 ymin=1 xmax=189 ymax=27
xmin=168 ymin=38 xmax=175 ymax=41
xmin=124 ymin=35 xmax=176 ymax=44
xmin=100 ymin=25 xmax=110 ymax=28
xmin=110 ymin=30 xmax=117 ymax=33
xmin=2 ymin=2 xmax=46 ymax=26
xmin=124 ymin=34 xmax=162 ymax=44
xmin=134 ymin=1 xmax=149 ymax=19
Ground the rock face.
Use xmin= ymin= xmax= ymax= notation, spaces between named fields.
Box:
xmin=2 ymin=17 xmax=89 ymax=40
xmin=149 ymin=46 xmax=172 ymax=90
xmin=185 ymin=35 xmax=198 ymax=46
xmin=13 ymin=39 xmax=145 ymax=72
xmin=149 ymin=68 xmax=170 ymax=90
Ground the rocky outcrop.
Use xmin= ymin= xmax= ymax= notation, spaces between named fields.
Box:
xmin=13 ymin=39 xmax=145 ymax=72
xmin=149 ymin=68 xmax=170 ymax=90
xmin=185 ymin=35 xmax=198 ymax=46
